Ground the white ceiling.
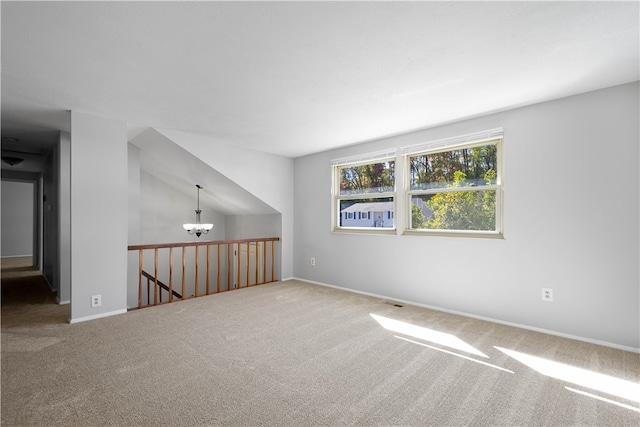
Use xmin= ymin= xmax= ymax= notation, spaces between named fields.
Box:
xmin=2 ymin=1 xmax=638 ymax=158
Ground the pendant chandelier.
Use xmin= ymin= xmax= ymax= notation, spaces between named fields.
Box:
xmin=183 ymin=184 xmax=213 ymax=237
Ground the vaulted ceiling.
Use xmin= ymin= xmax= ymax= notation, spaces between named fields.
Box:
xmin=2 ymin=1 xmax=638 ymax=159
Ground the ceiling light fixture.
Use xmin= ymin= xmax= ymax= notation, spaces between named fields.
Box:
xmin=1 ymin=156 xmax=24 ymax=166
xmin=183 ymin=184 xmax=213 ymax=237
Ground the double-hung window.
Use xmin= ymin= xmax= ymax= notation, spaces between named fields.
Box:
xmin=403 ymin=129 xmax=503 ymax=237
xmin=332 ymin=150 xmax=397 ymax=234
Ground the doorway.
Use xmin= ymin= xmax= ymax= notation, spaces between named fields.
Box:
xmin=1 ymin=179 xmax=37 ymax=268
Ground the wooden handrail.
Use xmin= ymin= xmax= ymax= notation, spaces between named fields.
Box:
xmin=128 ymin=237 xmax=279 ymax=251
xmin=129 ymin=237 xmax=279 ymax=309
xmin=141 ymin=270 xmax=183 ymax=300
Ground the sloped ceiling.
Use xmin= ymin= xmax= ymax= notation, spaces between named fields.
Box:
xmin=2 ymin=1 xmax=638 ymax=158
xmin=131 ymin=128 xmax=278 ymax=216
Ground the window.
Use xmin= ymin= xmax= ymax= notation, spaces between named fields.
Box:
xmin=332 ymin=150 xmax=397 ymax=233
xmin=404 ymin=129 xmax=503 ymax=237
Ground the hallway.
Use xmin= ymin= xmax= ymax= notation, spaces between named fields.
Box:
xmin=1 ymin=256 xmax=69 ymax=328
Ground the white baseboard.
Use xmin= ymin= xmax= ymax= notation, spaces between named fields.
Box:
xmin=42 ymin=276 xmax=70 ymax=305
xmin=292 ymin=277 xmax=640 ymax=354
xmin=69 ymin=309 xmax=127 ymax=324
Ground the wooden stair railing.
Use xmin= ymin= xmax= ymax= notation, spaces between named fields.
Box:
xmin=141 ymin=270 xmax=183 ymax=304
xmin=128 ymin=237 xmax=279 ymax=309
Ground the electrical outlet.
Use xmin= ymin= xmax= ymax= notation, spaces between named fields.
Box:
xmin=541 ymin=288 xmax=553 ymax=302
xmin=91 ymin=294 xmax=102 ymax=308
xmin=310 ymin=257 xmax=316 ymax=266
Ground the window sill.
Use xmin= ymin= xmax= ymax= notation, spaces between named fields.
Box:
xmin=403 ymin=229 xmax=504 ymax=239
xmin=333 ymin=227 xmax=397 ymax=236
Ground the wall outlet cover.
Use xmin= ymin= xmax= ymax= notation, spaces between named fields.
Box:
xmin=91 ymin=295 xmax=102 ymax=308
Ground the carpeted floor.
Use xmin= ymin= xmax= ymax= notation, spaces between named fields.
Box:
xmin=1 ymin=278 xmax=638 ymax=426
xmin=1 ymin=275 xmax=69 ymax=329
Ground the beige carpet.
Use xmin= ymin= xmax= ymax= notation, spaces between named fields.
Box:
xmin=1 ymin=278 xmax=638 ymax=426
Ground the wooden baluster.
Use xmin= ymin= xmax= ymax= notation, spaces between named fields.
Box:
xmin=271 ymin=240 xmax=275 ymax=282
xmin=236 ymin=244 xmax=241 ymax=289
xmin=206 ymin=245 xmax=210 ymax=295
xmin=254 ymin=241 xmax=259 ymax=285
xmin=147 ymin=277 xmax=150 ymax=307
xmin=153 ymin=248 xmax=159 ymax=306
xmin=169 ymin=247 xmax=174 ymax=302
xmin=138 ymin=249 xmax=143 ymax=309
xmin=182 ymin=246 xmax=186 ymax=299
xmin=195 ymin=245 xmax=199 ymax=298
xmin=245 ymin=242 xmax=250 ymax=287
xmin=262 ymin=241 xmax=267 ymax=285
xmin=227 ymin=244 xmax=232 ymax=291
xmin=217 ymin=244 xmax=221 ymax=294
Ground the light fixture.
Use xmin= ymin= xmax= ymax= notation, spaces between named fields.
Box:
xmin=2 ymin=156 xmax=24 ymax=166
xmin=183 ymin=184 xmax=213 ymax=237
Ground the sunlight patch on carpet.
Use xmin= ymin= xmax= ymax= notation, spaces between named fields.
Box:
xmin=495 ymin=346 xmax=640 ymax=404
xmin=565 ymin=387 xmax=640 ymax=413
xmin=370 ymin=313 xmax=488 ymax=358
xmin=396 ymin=335 xmax=514 ymax=373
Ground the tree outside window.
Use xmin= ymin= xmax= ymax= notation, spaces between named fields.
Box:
xmin=407 ymin=140 xmax=502 ymax=235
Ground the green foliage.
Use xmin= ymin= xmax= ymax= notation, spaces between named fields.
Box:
xmin=340 ymin=161 xmax=395 ymax=195
xmin=423 ymin=169 xmax=496 ymax=231
xmin=411 ymin=203 xmax=426 ymax=229
xmin=410 ymin=144 xmax=497 ymax=190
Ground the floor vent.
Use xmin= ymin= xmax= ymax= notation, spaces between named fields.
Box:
xmin=383 ymin=301 xmax=403 ymax=308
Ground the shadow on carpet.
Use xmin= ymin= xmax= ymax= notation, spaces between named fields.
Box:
xmin=1 ymin=275 xmax=69 ymax=327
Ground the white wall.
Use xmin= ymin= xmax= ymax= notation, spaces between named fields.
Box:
xmin=1 ymin=180 xmax=34 ymax=257
xmin=126 ymin=170 xmax=227 ymax=307
xmin=225 ymin=214 xmax=281 ymax=241
xmin=126 ymin=143 xmax=141 ymax=308
xmin=293 ymin=82 xmax=639 ymax=351
xmin=42 ymin=137 xmax=58 ymax=289
xmin=58 ymin=131 xmax=71 ymax=304
xmin=138 ymin=171 xmax=226 ymax=244
xmin=157 ymin=129 xmax=295 ymax=279
xmin=127 ymin=129 xmax=284 ymax=306
xmin=128 ymin=143 xmax=141 ymax=246
xmin=70 ymin=111 xmax=128 ymax=322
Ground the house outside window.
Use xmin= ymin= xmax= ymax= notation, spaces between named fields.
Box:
xmin=332 ymin=150 xmax=397 ymax=234
xmin=403 ymin=129 xmax=503 ymax=238
xmin=341 ymin=201 xmax=394 ymax=228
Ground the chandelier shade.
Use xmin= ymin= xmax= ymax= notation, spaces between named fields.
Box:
xmin=183 ymin=185 xmax=213 ymax=237
xmin=2 ymin=156 xmax=24 ymax=166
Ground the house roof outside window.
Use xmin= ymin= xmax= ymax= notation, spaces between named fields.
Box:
xmin=341 ymin=202 xmax=394 ymax=213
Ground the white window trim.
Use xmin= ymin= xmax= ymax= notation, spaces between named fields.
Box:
xmin=401 ymin=128 xmax=504 ymax=156
xmin=403 ymin=130 xmax=504 ymax=238
xmin=331 ymin=148 xmax=398 ymax=167
xmin=329 ymin=129 xmax=504 ymax=238
xmin=331 ymin=150 xmax=398 ymax=235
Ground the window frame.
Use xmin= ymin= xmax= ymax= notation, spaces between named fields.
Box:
xmin=331 ymin=151 xmax=398 ymax=235
xmin=403 ymin=134 xmax=504 ymax=238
